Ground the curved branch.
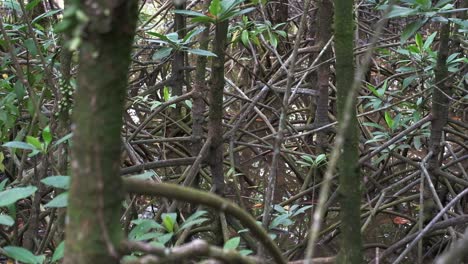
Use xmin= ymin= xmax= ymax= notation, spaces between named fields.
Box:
xmin=123 ymin=178 xmax=287 ymax=264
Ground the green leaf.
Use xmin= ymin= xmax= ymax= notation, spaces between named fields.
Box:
xmin=386 ymin=5 xmax=418 ymax=18
xmin=163 ymin=86 xmax=171 ymax=102
xmin=402 ymin=76 xmax=417 ymax=90
xmin=41 ymin=176 xmax=70 ymax=189
xmin=26 ymin=0 xmax=41 ymax=10
xmin=414 ymin=136 xmax=422 ymax=150
xmin=182 ymin=27 xmax=205 ymax=43
xmin=239 ymin=249 xmax=253 ymax=256
xmin=300 ymin=155 xmax=314 ymax=164
xmin=315 ymin=154 xmax=327 ymax=164
xmin=221 ymin=7 xmax=255 ymax=21
xmin=187 ymin=48 xmax=217 ymax=57
xmin=423 ymin=32 xmax=437 ymax=50
xmin=162 ymin=213 xmax=177 ymax=232
xmin=129 ymin=219 xmax=164 ymax=240
xmin=166 ymin=32 xmax=179 ymax=43
xmin=173 ymin=10 xmax=206 ymax=17
xmin=191 ymin=16 xmax=216 ymax=24
xmin=2 ymin=141 xmax=36 ymax=151
xmin=128 ymin=171 xmax=155 ymax=180
xmin=32 ymin=9 xmax=62 ymax=24
xmin=179 ymin=211 xmax=208 ymax=231
xmin=3 ymin=246 xmax=45 ymax=264
xmin=241 ymin=30 xmax=249 ymax=46
xmin=272 ymin=204 xmax=287 ymax=214
xmin=209 ymin=0 xmax=222 ymax=16
xmin=0 ymin=214 xmax=14 ymax=226
xmin=179 ymin=217 xmax=208 ymax=231
xmin=415 ymin=33 xmax=423 ymax=51
xmin=270 ymin=214 xmax=293 ymax=229
xmin=400 ymin=18 xmax=427 ymax=44
xmin=135 ymin=231 xmax=164 ymax=241
xmin=42 ymin=125 xmax=52 ymax=146
xmin=223 ymin=237 xmax=240 ymax=250
xmin=53 ymin=132 xmax=72 ymax=147
xmin=152 ymin=47 xmax=173 ymax=60
xmin=0 ymin=179 xmax=8 ymax=191
xmin=26 ymin=136 xmax=42 ymax=151
xmin=24 ymin=38 xmax=38 ymax=57
xmin=0 ymin=186 xmax=37 ymax=207
xmin=157 ymin=232 xmax=173 ymax=245
xmin=0 ymin=152 xmax=4 ymax=173
xmin=384 ymin=112 xmax=394 ymax=129
xmin=182 ymin=210 xmax=207 ymax=224
xmin=292 ymin=205 xmax=313 ymax=217
xmin=44 ymin=192 xmax=68 ymax=208
xmin=51 ymin=241 xmax=65 ymax=262
xmin=269 ymin=34 xmax=278 ymax=48
xmin=363 ymin=122 xmax=385 ymax=130
xmin=366 ymin=83 xmax=380 ymax=97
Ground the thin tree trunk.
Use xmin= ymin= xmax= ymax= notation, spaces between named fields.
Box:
xmin=191 ymin=0 xmax=210 ymax=188
xmin=314 ymin=0 xmax=333 ymax=153
xmin=208 ymin=20 xmax=228 ymax=195
xmin=334 ymin=0 xmax=363 ymax=262
xmin=64 ymin=1 xmax=137 ymax=263
xmin=425 ymin=21 xmax=451 ymax=224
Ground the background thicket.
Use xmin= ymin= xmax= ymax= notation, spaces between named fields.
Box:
xmin=0 ymin=0 xmax=467 ymax=263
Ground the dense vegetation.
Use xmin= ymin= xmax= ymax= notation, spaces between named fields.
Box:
xmin=0 ymin=0 xmax=467 ymax=263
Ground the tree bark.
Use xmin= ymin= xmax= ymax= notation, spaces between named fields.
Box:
xmin=64 ymin=1 xmax=137 ymax=263
xmin=334 ymin=0 xmax=363 ymax=262
xmin=208 ymin=20 xmax=228 ymax=195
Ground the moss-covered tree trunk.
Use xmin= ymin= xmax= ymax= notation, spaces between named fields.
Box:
xmin=334 ymin=0 xmax=363 ymax=263
xmin=64 ymin=1 xmax=137 ymax=263
xmin=208 ymin=20 xmax=228 ymax=195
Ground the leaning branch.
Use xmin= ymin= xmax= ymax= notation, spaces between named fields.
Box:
xmin=123 ymin=179 xmax=287 ymax=264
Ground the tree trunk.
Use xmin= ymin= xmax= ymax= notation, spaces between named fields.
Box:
xmin=208 ymin=21 xmax=228 ymax=195
xmin=64 ymin=1 xmax=137 ymax=263
xmin=334 ymin=0 xmax=363 ymax=262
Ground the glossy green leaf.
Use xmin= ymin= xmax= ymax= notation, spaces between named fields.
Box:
xmin=384 ymin=112 xmax=394 ymax=129
xmin=157 ymin=232 xmax=173 ymax=245
xmin=51 ymin=241 xmax=65 ymax=262
xmin=209 ymin=0 xmax=222 ymax=16
xmin=386 ymin=5 xmax=418 ymax=18
xmin=187 ymin=48 xmax=217 ymax=57
xmin=423 ymin=32 xmax=437 ymax=50
xmin=162 ymin=213 xmax=177 ymax=232
xmin=223 ymin=236 xmax=240 ymax=250
xmin=0 ymin=214 xmax=14 ymax=226
xmin=0 ymin=186 xmax=37 ymax=207
xmin=2 ymin=141 xmax=36 ymax=151
xmin=153 ymin=47 xmax=173 ymax=60
xmin=239 ymin=249 xmax=253 ymax=256
xmin=163 ymin=86 xmax=170 ymax=102
xmin=173 ymin=10 xmax=206 ymax=17
xmin=41 ymin=176 xmax=70 ymax=189
xmin=53 ymin=132 xmax=73 ymax=147
xmin=44 ymin=192 xmax=68 ymax=208
xmin=129 ymin=219 xmax=164 ymax=240
xmin=26 ymin=136 xmax=42 ymax=151
xmin=241 ymin=30 xmax=249 ymax=46
xmin=191 ymin=16 xmax=215 ymax=23
xmin=415 ymin=33 xmax=423 ymax=51
xmin=128 ymin=171 xmax=155 ymax=180
xmin=0 ymin=179 xmax=8 ymax=191
xmin=24 ymin=39 xmax=38 ymax=57
xmin=400 ymin=18 xmax=427 ymax=44
xmin=2 ymin=246 xmax=45 ymax=264
xmin=42 ymin=125 xmax=52 ymax=146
